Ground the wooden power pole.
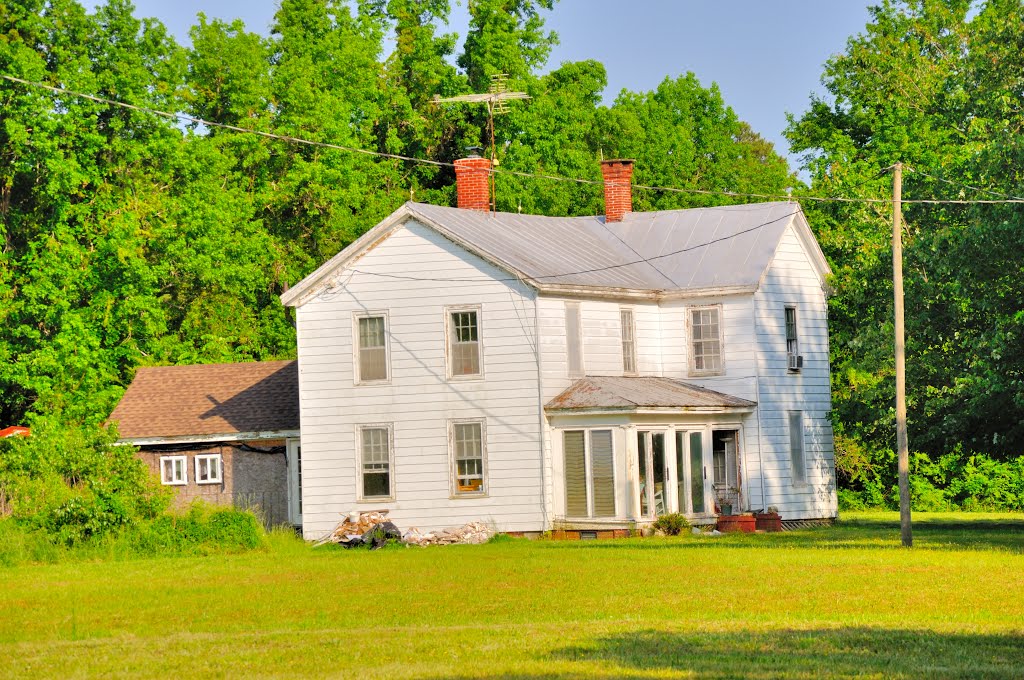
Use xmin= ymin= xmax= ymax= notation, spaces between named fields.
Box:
xmin=893 ymin=162 xmax=912 ymax=547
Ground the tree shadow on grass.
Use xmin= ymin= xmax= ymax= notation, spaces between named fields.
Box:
xmin=551 ymin=628 xmax=1024 ymax=679
xmin=432 ymin=628 xmax=1024 ymax=679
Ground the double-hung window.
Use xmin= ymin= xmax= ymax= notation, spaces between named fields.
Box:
xmin=451 ymin=420 xmax=486 ymax=495
xmin=448 ymin=307 xmax=482 ymax=378
xmin=195 ymin=454 xmax=222 ymax=484
xmin=359 ymin=425 xmax=393 ymax=499
xmin=690 ymin=306 xmax=723 ymax=375
xmin=785 ymin=306 xmax=800 ymax=371
xmin=160 ymin=456 xmax=187 ymax=485
xmin=563 ymin=430 xmax=616 ymax=518
xmin=355 ymin=313 xmax=389 ymax=382
xmin=620 ymin=308 xmax=637 ymax=374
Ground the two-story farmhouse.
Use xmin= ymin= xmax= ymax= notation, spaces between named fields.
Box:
xmin=282 ymin=158 xmax=837 ymax=538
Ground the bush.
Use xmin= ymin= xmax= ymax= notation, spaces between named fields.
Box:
xmin=652 ymin=513 xmax=690 ymax=536
xmin=131 ymin=502 xmax=267 ymax=556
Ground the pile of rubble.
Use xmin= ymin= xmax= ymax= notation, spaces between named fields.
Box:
xmin=315 ymin=511 xmax=494 ymax=548
xmin=402 ymin=521 xmax=493 ymax=547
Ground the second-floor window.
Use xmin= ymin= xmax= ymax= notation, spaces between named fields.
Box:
xmin=690 ymin=306 xmax=723 ymax=374
xmin=785 ymin=306 xmax=799 ymax=369
xmin=566 ymin=302 xmax=584 ymax=378
xmin=356 ymin=314 xmax=388 ymax=382
xmin=620 ymin=308 xmax=637 ymax=374
xmin=448 ymin=307 xmax=482 ymax=378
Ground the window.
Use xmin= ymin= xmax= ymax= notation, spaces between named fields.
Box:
xmin=448 ymin=307 xmax=482 ymax=377
xmin=789 ymin=411 xmax=807 ymax=485
xmin=194 ymin=454 xmax=222 ymax=484
xmin=451 ymin=420 xmax=486 ymax=495
xmin=565 ymin=302 xmax=583 ymax=378
xmin=785 ymin=306 xmax=799 ymax=370
xmin=690 ymin=306 xmax=722 ymax=374
xmin=563 ymin=429 xmax=616 ymax=518
xmin=356 ymin=314 xmax=388 ymax=382
xmin=359 ymin=426 xmax=393 ymax=499
xmin=620 ymin=308 xmax=637 ymax=374
xmin=160 ymin=456 xmax=187 ymax=485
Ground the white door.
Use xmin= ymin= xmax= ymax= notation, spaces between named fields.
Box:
xmin=286 ymin=438 xmax=302 ymax=526
xmin=674 ymin=430 xmax=713 ymax=515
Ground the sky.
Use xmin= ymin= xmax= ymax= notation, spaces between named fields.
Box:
xmin=116 ymin=0 xmax=875 ymax=172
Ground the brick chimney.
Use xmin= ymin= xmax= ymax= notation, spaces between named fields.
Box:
xmin=454 ymin=155 xmax=492 ymax=212
xmin=601 ymin=159 xmax=634 ymax=222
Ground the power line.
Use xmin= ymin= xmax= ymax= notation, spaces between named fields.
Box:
xmin=7 ymin=73 xmax=1024 ymax=206
xmin=906 ymin=165 xmax=1024 ymax=202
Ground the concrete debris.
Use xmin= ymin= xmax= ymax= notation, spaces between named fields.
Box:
xmin=316 ymin=511 xmax=494 ymax=548
xmin=315 ymin=510 xmax=391 ymax=546
xmin=403 ymin=521 xmax=494 ymax=547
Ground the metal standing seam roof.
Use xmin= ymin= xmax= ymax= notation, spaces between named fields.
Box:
xmin=545 ymin=376 xmax=757 ymax=411
xmin=405 ymin=200 xmax=802 ymax=292
xmin=108 ymin=360 xmax=299 ymax=440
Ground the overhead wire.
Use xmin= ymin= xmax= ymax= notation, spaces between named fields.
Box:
xmin=7 ymin=73 xmax=1024 ymax=206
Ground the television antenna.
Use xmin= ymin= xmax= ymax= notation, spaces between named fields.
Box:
xmin=433 ymin=74 xmax=530 ymax=210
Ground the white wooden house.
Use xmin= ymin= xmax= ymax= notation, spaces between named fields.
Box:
xmin=281 ymin=158 xmax=837 ymax=538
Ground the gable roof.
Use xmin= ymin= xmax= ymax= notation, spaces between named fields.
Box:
xmin=108 ymin=360 xmax=299 ymax=443
xmin=0 ymin=426 xmax=29 ymax=438
xmin=281 ymin=200 xmax=830 ymax=306
xmin=545 ymin=376 xmax=756 ymax=412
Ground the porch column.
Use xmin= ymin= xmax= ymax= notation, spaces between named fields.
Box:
xmin=665 ymin=428 xmax=679 ymax=514
xmin=623 ymin=424 xmax=639 ymax=519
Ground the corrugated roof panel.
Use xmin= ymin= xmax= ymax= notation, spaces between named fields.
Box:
xmin=545 ymin=376 xmax=756 ymax=410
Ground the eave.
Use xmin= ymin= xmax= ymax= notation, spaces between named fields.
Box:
xmin=116 ymin=429 xmax=300 ymax=447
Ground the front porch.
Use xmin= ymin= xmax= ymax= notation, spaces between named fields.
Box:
xmin=545 ymin=376 xmax=759 ymax=531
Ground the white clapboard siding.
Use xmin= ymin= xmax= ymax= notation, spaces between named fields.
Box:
xmin=296 ymin=221 xmax=546 ymax=537
xmin=752 ymin=224 xmax=837 ymax=519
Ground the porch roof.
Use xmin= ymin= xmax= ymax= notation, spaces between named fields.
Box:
xmin=545 ymin=376 xmax=756 ymax=413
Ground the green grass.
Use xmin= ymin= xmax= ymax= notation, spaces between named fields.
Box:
xmin=1 ymin=512 xmax=1023 ymax=678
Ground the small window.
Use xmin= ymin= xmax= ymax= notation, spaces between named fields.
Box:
xmin=789 ymin=411 xmax=807 ymax=485
xmin=356 ymin=314 xmax=388 ymax=382
xmin=448 ymin=308 xmax=482 ymax=378
xmin=785 ymin=306 xmax=799 ymax=369
xmin=451 ymin=420 xmax=486 ymax=495
xmin=690 ymin=306 xmax=722 ymax=374
xmin=160 ymin=456 xmax=187 ymax=485
xmin=620 ymin=308 xmax=637 ymax=374
xmin=360 ymin=426 xmax=392 ymax=499
xmin=565 ymin=302 xmax=583 ymax=378
xmin=195 ymin=454 xmax=222 ymax=484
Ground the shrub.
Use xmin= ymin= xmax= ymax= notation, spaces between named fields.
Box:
xmin=652 ymin=513 xmax=690 ymax=536
xmin=131 ymin=502 xmax=267 ymax=556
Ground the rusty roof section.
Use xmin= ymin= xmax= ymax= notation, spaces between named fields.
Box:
xmin=545 ymin=376 xmax=756 ymax=412
xmin=109 ymin=360 xmax=299 ymax=440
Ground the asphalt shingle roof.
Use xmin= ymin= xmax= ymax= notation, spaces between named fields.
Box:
xmin=108 ymin=360 xmax=299 ymax=440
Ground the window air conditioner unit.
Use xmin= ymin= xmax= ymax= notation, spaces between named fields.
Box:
xmin=788 ymin=354 xmax=803 ymax=371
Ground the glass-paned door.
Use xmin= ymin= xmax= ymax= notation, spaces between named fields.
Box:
xmin=673 ymin=430 xmax=710 ymax=515
xmin=286 ymin=438 xmax=302 ymax=527
xmin=637 ymin=431 xmax=666 ymax=517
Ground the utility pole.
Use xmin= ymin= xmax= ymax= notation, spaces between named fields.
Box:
xmin=893 ymin=162 xmax=912 ymax=547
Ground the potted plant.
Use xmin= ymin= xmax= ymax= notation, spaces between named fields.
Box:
xmin=715 ymin=488 xmax=755 ymax=533
xmin=754 ymin=506 xmax=782 ymax=532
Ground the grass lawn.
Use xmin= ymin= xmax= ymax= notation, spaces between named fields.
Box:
xmin=1 ymin=512 xmax=1023 ymax=679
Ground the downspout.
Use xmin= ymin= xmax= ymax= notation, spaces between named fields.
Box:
xmin=754 ymin=303 xmax=768 ymax=512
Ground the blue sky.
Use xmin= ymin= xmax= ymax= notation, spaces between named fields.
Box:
xmin=119 ymin=0 xmax=874 ymax=172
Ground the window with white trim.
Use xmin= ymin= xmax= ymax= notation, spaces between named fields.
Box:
xmin=785 ymin=306 xmax=799 ymax=369
xmin=448 ymin=307 xmax=482 ymax=378
xmin=690 ymin=306 xmax=723 ymax=374
xmin=360 ymin=425 xmax=393 ymax=499
xmin=356 ymin=314 xmax=388 ymax=382
xmin=563 ymin=429 xmax=616 ymax=518
xmin=620 ymin=308 xmax=637 ymax=374
xmin=565 ymin=302 xmax=583 ymax=378
xmin=451 ymin=420 xmax=486 ymax=495
xmin=160 ymin=456 xmax=187 ymax=485
xmin=789 ymin=411 xmax=807 ymax=485
xmin=195 ymin=454 xmax=222 ymax=484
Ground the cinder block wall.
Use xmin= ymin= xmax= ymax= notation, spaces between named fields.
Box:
xmin=138 ymin=441 xmax=289 ymax=526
